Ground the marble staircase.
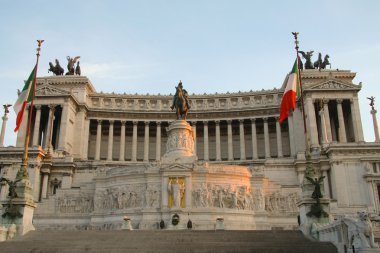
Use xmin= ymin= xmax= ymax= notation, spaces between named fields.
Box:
xmin=0 ymin=230 xmax=337 ymax=253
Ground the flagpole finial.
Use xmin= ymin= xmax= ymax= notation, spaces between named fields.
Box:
xmin=292 ymin=32 xmax=299 ymax=51
xmin=36 ymin=40 xmax=44 ymax=56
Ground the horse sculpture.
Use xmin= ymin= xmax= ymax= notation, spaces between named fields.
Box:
xmin=321 ymin=54 xmax=330 ymax=69
xmin=48 ymin=59 xmax=64 ymax=76
xmin=171 ymin=81 xmax=190 ymax=120
xmin=314 ymin=53 xmax=323 ymax=69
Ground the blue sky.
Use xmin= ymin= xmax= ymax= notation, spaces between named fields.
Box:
xmin=0 ymin=0 xmax=379 ymax=146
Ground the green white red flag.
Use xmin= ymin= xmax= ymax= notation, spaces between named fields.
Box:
xmin=279 ymin=58 xmax=301 ymax=123
xmin=13 ymin=65 xmax=37 ymax=132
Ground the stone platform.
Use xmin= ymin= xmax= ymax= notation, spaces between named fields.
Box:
xmin=0 ymin=230 xmax=337 ymax=253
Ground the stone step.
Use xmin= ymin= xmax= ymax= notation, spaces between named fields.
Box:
xmin=1 ymin=230 xmax=338 ymax=253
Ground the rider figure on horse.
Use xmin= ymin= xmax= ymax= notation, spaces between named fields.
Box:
xmin=171 ymin=81 xmax=191 ymax=120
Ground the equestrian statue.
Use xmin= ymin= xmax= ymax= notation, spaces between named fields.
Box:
xmin=171 ymin=81 xmax=191 ymax=120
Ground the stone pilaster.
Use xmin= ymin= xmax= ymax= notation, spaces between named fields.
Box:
xmin=58 ymin=100 xmax=69 ymax=151
xmin=156 ymin=121 xmax=161 ymax=161
xmin=185 ymin=176 xmax=192 ymax=208
xmin=162 ymin=177 xmax=168 ymax=209
xmin=41 ymin=171 xmax=50 ymax=199
xmin=119 ymin=121 xmax=126 ymax=161
xmin=275 ymin=118 xmax=283 ymax=158
xmin=336 ymin=99 xmax=347 ymax=143
xmin=203 ymin=121 xmax=209 ymax=161
xmin=191 ymin=122 xmax=197 ymax=155
xmin=107 ymin=120 xmax=114 ymax=161
xmin=31 ymin=105 xmax=42 ymax=147
xmin=350 ymin=99 xmax=360 ymax=142
xmin=95 ymin=120 xmax=102 ymax=160
xmin=215 ymin=120 xmax=221 ymax=161
xmin=287 ymin=113 xmax=296 ymax=157
xmin=239 ymin=119 xmax=246 ymax=160
xmin=263 ymin=117 xmax=270 ymax=158
xmin=251 ymin=118 xmax=258 ymax=160
xmin=144 ymin=121 xmax=150 ymax=162
xmin=227 ymin=120 xmax=233 ymax=161
xmin=306 ymin=96 xmax=319 ymax=149
xmin=82 ymin=117 xmax=90 ymax=160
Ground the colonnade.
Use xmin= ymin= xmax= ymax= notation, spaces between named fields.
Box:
xmin=88 ymin=116 xmax=296 ymax=162
xmin=306 ymin=97 xmax=364 ymax=148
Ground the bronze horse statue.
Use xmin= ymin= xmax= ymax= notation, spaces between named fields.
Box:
xmin=48 ymin=59 xmax=64 ymax=76
xmin=171 ymin=82 xmax=190 ymax=120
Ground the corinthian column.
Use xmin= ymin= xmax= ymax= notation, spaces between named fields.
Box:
xmin=95 ymin=120 xmax=102 ymax=160
xmin=323 ymin=99 xmax=332 ymax=142
xmin=156 ymin=121 xmax=161 ymax=161
xmin=371 ymin=109 xmax=380 ymax=142
xmin=0 ymin=109 xmax=9 ymax=147
xmin=132 ymin=121 xmax=138 ymax=162
xmin=203 ymin=121 xmax=209 ymax=161
xmin=32 ymin=105 xmax=42 ymax=147
xmin=44 ymin=105 xmax=55 ymax=149
xmin=215 ymin=120 xmax=221 ymax=161
xmin=336 ymin=99 xmax=347 ymax=143
xmin=239 ymin=119 xmax=246 ymax=160
xmin=144 ymin=121 xmax=150 ymax=162
xmin=227 ymin=120 xmax=233 ymax=161
xmin=107 ymin=120 xmax=114 ymax=161
xmin=119 ymin=121 xmax=126 ymax=161
xmin=251 ymin=119 xmax=258 ymax=159
xmin=275 ymin=118 xmax=283 ymax=158
xmin=263 ymin=117 xmax=270 ymax=158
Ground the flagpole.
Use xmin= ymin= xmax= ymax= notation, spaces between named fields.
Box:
xmin=291 ymin=32 xmax=310 ymax=154
xmin=18 ymin=40 xmax=44 ymax=180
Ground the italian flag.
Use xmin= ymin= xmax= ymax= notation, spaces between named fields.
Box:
xmin=279 ymin=59 xmax=301 ymax=124
xmin=14 ymin=66 xmax=36 ymax=132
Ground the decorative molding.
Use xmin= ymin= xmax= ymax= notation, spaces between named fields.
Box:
xmin=35 ymin=84 xmax=70 ymax=96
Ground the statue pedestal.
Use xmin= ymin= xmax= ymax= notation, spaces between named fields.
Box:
xmin=162 ymin=120 xmax=197 ymax=164
xmin=0 ymin=178 xmax=37 ymax=239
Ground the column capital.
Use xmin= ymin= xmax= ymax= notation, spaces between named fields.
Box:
xmin=336 ymin=99 xmax=344 ymax=104
xmin=350 ymin=98 xmax=354 ymax=104
xmin=156 ymin=121 xmax=161 ymax=126
xmin=109 ymin=120 xmax=114 ymax=125
xmin=239 ymin=119 xmax=244 ymax=123
xmin=120 ymin=120 xmax=126 ymax=125
xmin=263 ymin=117 xmax=268 ymax=123
xmin=203 ymin=120 xmax=208 ymax=125
xmin=144 ymin=121 xmax=150 ymax=126
xmin=97 ymin=119 xmax=103 ymax=124
xmin=323 ymin=98 xmax=330 ymax=104
xmin=227 ymin=119 xmax=232 ymax=124
xmin=35 ymin=104 xmax=42 ymax=110
xmin=48 ymin=104 xmax=56 ymax=110
xmin=133 ymin=121 xmax=138 ymax=125
xmin=275 ymin=116 xmax=280 ymax=122
xmin=215 ymin=120 xmax=220 ymax=125
xmin=191 ymin=121 xmax=197 ymax=126
xmin=251 ymin=118 xmax=256 ymax=123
